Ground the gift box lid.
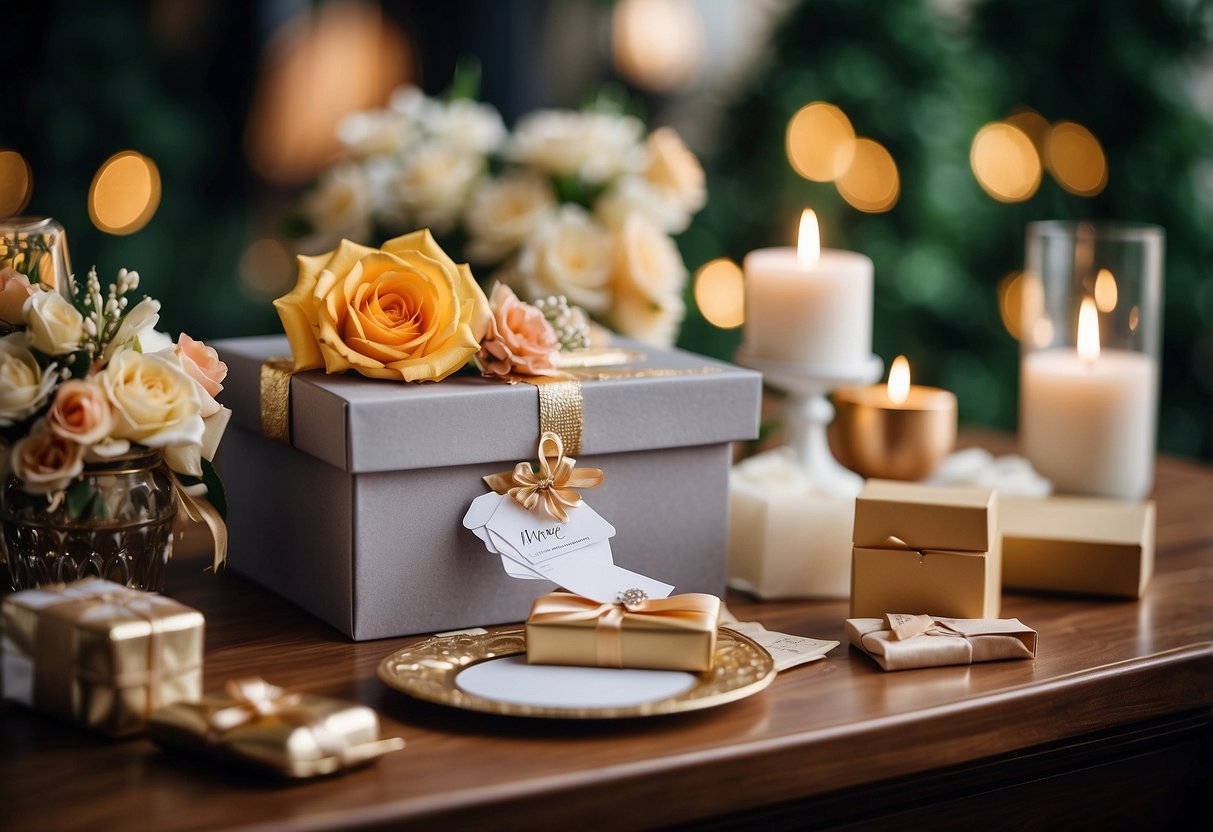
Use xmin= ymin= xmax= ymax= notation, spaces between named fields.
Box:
xmin=1001 ymin=496 xmax=1154 ymax=546
xmin=214 ymin=336 xmax=761 ymax=474
xmin=853 ymin=480 xmax=996 ymax=552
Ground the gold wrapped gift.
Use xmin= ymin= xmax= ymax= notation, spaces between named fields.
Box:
xmin=525 ymin=591 xmax=721 ymax=672
xmin=148 ymin=677 xmax=405 ymax=778
xmin=0 ymin=578 xmax=204 ymax=737
xmin=846 ymin=613 xmax=1038 ymax=671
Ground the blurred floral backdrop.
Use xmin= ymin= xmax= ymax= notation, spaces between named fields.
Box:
xmin=4 ymin=0 xmax=1211 ymax=458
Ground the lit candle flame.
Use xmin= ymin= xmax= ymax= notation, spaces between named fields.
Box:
xmin=1094 ymin=268 xmax=1118 ymax=313
xmin=887 ymin=355 xmax=910 ymax=404
xmin=1077 ymin=296 xmax=1100 ymax=364
xmin=797 ymin=209 xmax=821 ymax=266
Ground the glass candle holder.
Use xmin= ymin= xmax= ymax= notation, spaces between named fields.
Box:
xmin=0 ymin=215 xmax=73 ymax=292
xmin=1019 ymin=221 xmax=1164 ymax=500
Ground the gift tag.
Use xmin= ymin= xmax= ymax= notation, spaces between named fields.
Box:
xmin=484 ymin=495 xmax=615 ymax=565
xmin=724 ymin=620 xmax=838 ymax=672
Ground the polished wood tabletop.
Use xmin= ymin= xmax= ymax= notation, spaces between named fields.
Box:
xmin=3 ymin=436 xmax=1212 ymax=831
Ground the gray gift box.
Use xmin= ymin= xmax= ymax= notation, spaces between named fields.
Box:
xmin=213 ymin=336 xmax=760 ymax=640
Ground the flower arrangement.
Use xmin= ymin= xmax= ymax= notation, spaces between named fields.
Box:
xmin=274 ymin=230 xmax=589 ymax=384
xmin=0 ymin=263 xmax=229 ymax=516
xmin=290 ymin=84 xmax=705 ymax=347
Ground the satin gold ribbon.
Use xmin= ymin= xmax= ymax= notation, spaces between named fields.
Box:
xmin=483 ymin=432 xmax=603 ymax=523
xmin=528 ymin=591 xmax=720 ymax=668
xmin=260 ymin=356 xmax=296 ymax=444
xmin=171 ymin=470 xmax=228 ymax=572
xmin=33 ymin=587 xmax=173 ymax=725
xmin=205 ymin=678 xmax=355 ymax=766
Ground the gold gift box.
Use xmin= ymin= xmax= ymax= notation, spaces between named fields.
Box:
xmin=850 ymin=481 xmax=1001 ymax=619
xmin=0 ymin=578 xmax=204 ymax=737
xmin=148 ymin=677 xmax=405 ymax=778
xmin=525 ymin=591 xmax=720 ymax=672
xmin=1001 ymin=496 xmax=1155 ymax=598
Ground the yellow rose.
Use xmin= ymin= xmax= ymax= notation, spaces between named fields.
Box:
xmin=273 ymin=230 xmax=491 ymax=382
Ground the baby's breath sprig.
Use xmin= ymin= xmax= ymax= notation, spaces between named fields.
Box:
xmin=534 ymin=294 xmax=591 ymax=352
xmin=78 ymin=266 xmax=144 ymax=363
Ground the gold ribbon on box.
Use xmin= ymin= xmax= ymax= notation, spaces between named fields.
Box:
xmin=483 ymin=432 xmax=603 ymax=523
xmin=2 ymin=580 xmax=202 ymax=736
xmin=148 ymin=676 xmax=405 ymax=777
xmin=527 ymin=591 xmax=720 ymax=668
xmin=845 ymin=613 xmax=1039 ymax=671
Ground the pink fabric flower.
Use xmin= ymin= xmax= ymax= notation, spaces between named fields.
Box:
xmin=476 ymin=283 xmax=560 ymax=378
xmin=0 ymin=267 xmax=36 ymax=326
xmin=175 ymin=332 xmax=228 ymax=416
xmin=47 ymin=379 xmax=114 ymax=445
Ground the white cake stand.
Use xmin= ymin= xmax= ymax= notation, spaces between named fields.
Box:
xmin=736 ymin=350 xmax=883 ymax=497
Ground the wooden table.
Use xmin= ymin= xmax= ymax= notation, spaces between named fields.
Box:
xmin=3 ymin=441 xmax=1212 ymax=831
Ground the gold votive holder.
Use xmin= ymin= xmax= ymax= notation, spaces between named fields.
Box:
xmin=828 ymin=384 xmax=957 ymax=481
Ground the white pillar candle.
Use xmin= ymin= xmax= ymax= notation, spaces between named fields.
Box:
xmin=742 ymin=210 xmax=873 ymax=366
xmin=1021 ymin=299 xmax=1157 ymax=499
xmin=727 ymin=449 xmax=854 ymax=599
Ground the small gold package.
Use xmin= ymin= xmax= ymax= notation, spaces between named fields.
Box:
xmin=0 ymin=578 xmax=204 ymax=737
xmin=526 ymin=591 xmax=720 ymax=672
xmin=147 ymin=677 xmax=405 ymax=778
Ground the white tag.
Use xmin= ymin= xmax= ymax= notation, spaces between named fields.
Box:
xmin=484 ymin=496 xmax=615 ymax=565
xmin=725 ymin=621 xmax=839 ymax=672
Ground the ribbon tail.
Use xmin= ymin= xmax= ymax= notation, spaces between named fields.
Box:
xmin=171 ymin=471 xmax=229 ymax=572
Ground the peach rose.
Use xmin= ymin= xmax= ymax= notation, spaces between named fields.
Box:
xmin=175 ymin=333 xmax=227 ymax=417
xmin=11 ymin=431 xmax=84 ymax=494
xmin=643 ymin=127 xmax=706 ymax=215
xmin=47 ymin=380 xmax=113 ymax=445
xmin=476 ymin=283 xmax=560 ymax=379
xmin=0 ymin=267 xmax=36 ymax=326
xmin=273 ymin=230 xmax=491 ymax=382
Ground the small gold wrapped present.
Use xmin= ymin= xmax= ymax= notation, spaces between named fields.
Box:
xmin=148 ymin=677 xmax=405 ymax=778
xmin=0 ymin=578 xmax=204 ymax=737
xmin=846 ymin=613 xmax=1038 ymax=671
xmin=525 ymin=590 xmax=721 ymax=672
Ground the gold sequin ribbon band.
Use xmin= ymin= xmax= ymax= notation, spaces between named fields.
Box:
xmin=260 ymin=357 xmax=296 ymax=445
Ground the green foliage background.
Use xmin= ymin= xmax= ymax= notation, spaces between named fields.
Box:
xmin=678 ymin=0 xmax=1213 ymax=459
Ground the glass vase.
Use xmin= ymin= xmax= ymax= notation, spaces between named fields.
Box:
xmin=1 ymin=449 xmax=178 ymax=591
xmin=0 ymin=215 xmax=72 ymax=291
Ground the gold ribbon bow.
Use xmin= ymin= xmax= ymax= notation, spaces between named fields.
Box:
xmin=528 ymin=591 xmax=720 ymax=668
xmin=205 ymin=677 xmax=355 ymax=766
xmin=483 ymin=432 xmax=604 ymax=523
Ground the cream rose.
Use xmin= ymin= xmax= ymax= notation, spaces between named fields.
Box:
xmin=23 ymin=289 xmax=84 ymax=355
xmin=609 ymin=285 xmax=686 ymax=347
xmin=516 ymin=206 xmax=614 ymax=314
xmin=11 ymin=431 xmax=84 ymax=494
xmin=595 ymin=175 xmax=693 ymax=234
xmin=506 ymin=110 xmax=643 ymax=184
xmin=301 ymin=163 xmax=374 ymax=253
xmin=0 ymin=333 xmax=58 ymax=426
xmin=336 ymin=108 xmax=412 ymax=158
xmin=101 ymin=296 xmax=161 ymax=362
xmin=611 ymin=214 xmax=689 ymax=302
xmin=99 ymin=350 xmax=205 ymax=449
xmin=393 ymin=141 xmax=483 ymax=234
xmin=0 ymin=267 xmax=36 ymax=326
xmin=643 ymin=127 xmax=706 ymax=215
xmin=476 ymin=283 xmax=560 ymax=378
xmin=47 ymin=380 xmax=113 ymax=445
xmin=273 ymin=230 xmax=491 ymax=382
xmin=174 ymin=333 xmax=227 ymax=417
xmin=464 ymin=173 xmax=557 ymax=264
xmin=428 ymin=98 xmax=506 ymax=155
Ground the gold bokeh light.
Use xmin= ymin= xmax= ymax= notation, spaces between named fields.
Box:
xmin=786 ymin=102 xmax=856 ymax=183
xmin=693 ymin=257 xmax=745 ymax=330
xmin=970 ymin=122 xmax=1041 ymax=202
xmin=835 ymin=138 xmax=899 ymax=212
xmin=0 ymin=150 xmax=33 ymax=219
xmin=998 ymin=270 xmax=1025 ymax=340
xmin=1046 ymin=121 xmax=1107 ymax=196
xmin=88 ymin=151 xmax=162 ymax=235
xmin=612 ymin=0 xmax=705 ymax=92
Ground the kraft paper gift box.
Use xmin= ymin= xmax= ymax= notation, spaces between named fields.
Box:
xmin=1001 ymin=496 xmax=1155 ymax=598
xmin=846 ymin=613 xmax=1037 ymax=671
xmin=1 ymin=578 xmax=204 ymax=737
xmin=148 ymin=677 xmax=404 ymax=778
xmin=850 ymin=480 xmax=1001 ymax=619
xmin=525 ymin=591 xmax=720 ymax=671
xmin=214 ymin=335 xmax=760 ymax=640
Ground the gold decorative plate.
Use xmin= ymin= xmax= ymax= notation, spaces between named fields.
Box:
xmin=377 ymin=628 xmax=776 ymax=719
